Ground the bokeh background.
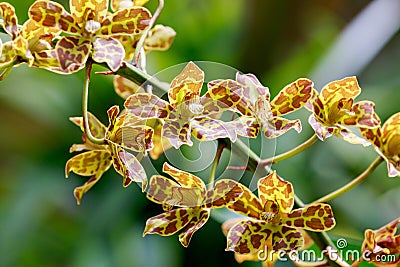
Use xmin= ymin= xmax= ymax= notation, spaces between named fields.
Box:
xmin=1 ymin=0 xmax=400 ymax=266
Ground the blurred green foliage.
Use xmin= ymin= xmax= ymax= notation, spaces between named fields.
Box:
xmin=1 ymin=0 xmax=400 ymax=266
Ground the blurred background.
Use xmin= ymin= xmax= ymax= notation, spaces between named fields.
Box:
xmin=1 ymin=0 xmax=400 ymax=266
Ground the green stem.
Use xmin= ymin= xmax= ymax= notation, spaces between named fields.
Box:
xmin=133 ymin=0 xmax=164 ymax=66
xmin=259 ymin=134 xmax=318 ymax=166
xmin=113 ymin=62 xmax=170 ymax=93
xmin=208 ymin=141 xmax=227 ymax=190
xmin=82 ymin=62 xmax=106 ymax=145
xmin=312 ymin=156 xmax=384 ymax=204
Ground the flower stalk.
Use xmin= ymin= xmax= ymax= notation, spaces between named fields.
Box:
xmin=312 ymin=156 xmax=384 ymax=204
xmin=208 ymin=141 xmax=227 ymax=190
xmin=82 ymin=61 xmax=106 ymax=145
xmin=259 ymin=134 xmax=318 ymax=166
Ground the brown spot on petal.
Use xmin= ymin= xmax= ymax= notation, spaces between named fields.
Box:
xmin=304 ymin=205 xmax=321 ymax=217
xmin=306 ymin=218 xmax=324 ymax=230
xmin=294 ymin=219 xmax=304 ymax=227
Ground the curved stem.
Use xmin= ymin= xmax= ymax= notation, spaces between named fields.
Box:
xmin=208 ymin=141 xmax=227 ymax=190
xmin=312 ymin=156 xmax=384 ymax=204
xmin=82 ymin=62 xmax=106 ymax=145
xmin=113 ymin=61 xmax=170 ymax=93
xmin=259 ymin=134 xmax=318 ymax=166
xmin=133 ymin=0 xmax=164 ymax=66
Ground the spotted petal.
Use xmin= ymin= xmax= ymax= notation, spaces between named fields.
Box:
xmin=272 ymin=226 xmax=303 ymax=252
xmin=125 ymin=93 xmax=171 ymax=119
xmin=258 ymin=171 xmax=294 ymax=214
xmin=360 ymin=127 xmax=382 ymax=148
xmin=143 ymin=208 xmax=193 ymax=237
xmin=100 ymin=7 xmax=151 ymax=36
xmin=226 ymin=220 xmax=273 ymax=254
xmin=144 ymin=24 xmax=176 ymax=51
xmin=70 ymin=0 xmax=108 ymax=24
xmin=374 ymin=218 xmax=400 ymax=240
xmin=0 ymin=42 xmax=16 ymax=68
xmin=113 ymin=75 xmax=144 ymax=99
xmin=147 ymin=175 xmax=180 ymax=205
xmin=13 ymin=36 xmax=34 ymax=66
xmin=226 ymin=183 xmax=263 ymax=219
xmin=191 ymin=117 xmax=238 ymax=142
xmin=380 ymin=113 xmax=400 ymax=176
xmin=205 ymin=79 xmax=253 ymax=116
xmin=29 ymin=1 xmax=80 ymax=35
xmin=73 ymin=176 xmax=101 ymax=205
xmin=337 ymin=127 xmax=371 ymax=147
xmin=55 ymin=36 xmax=90 ymax=73
xmin=235 ymin=72 xmax=270 ymax=104
xmin=0 ymin=2 xmax=19 ymax=39
xmin=21 ymin=19 xmax=61 ymax=46
xmin=228 ymin=116 xmax=260 ymax=138
xmin=320 ymin=76 xmax=361 ymax=105
xmin=168 ymin=62 xmax=204 ymax=108
xmin=147 ymin=175 xmax=205 ymax=208
xmin=270 ymin=78 xmax=313 ymax=116
xmin=109 ymin=125 xmax=154 ymax=152
xmin=109 ymin=143 xmax=147 ymax=189
xmin=382 ymin=113 xmax=400 ymax=138
xmin=65 ymin=150 xmax=112 ymax=178
xmin=308 ymin=115 xmax=333 ymax=141
xmin=205 ymin=179 xmax=244 ymax=208
xmin=283 ymin=203 xmax=336 ymax=231
xmin=260 ymin=116 xmax=302 ymax=139
xmin=162 ymin=120 xmax=192 ymax=148
xmin=162 ymin=162 xmax=205 ymax=189
xmin=179 ymin=209 xmax=210 ymax=247
xmin=92 ymin=37 xmax=125 ymax=72
xmin=336 ymin=101 xmax=380 ymax=128
xmin=33 ymin=49 xmax=71 ymax=74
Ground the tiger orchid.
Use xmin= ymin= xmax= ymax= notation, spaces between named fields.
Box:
xmin=143 ymin=162 xmax=243 ymax=247
xmin=360 ymin=112 xmax=400 ymax=177
xmin=28 ymin=0 xmax=152 ymax=72
xmin=109 ymin=0 xmax=175 ymax=60
xmin=124 ymin=61 xmax=249 ymax=148
xmin=113 ymin=75 xmax=172 ymax=159
xmin=0 ymin=2 xmax=61 ymax=78
xmin=233 ymin=73 xmax=314 ymax=138
xmin=308 ymin=76 xmax=380 ymax=145
xmin=361 ymin=218 xmax=400 ymax=267
xmin=66 ymin=105 xmax=151 ymax=204
xmin=225 ymin=171 xmax=335 ymax=254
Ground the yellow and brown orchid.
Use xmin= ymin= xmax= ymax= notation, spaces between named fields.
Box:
xmin=28 ymin=0 xmax=152 ymax=73
xmin=124 ymin=62 xmax=250 ymax=148
xmin=233 ymin=73 xmax=314 ymax=138
xmin=109 ymin=0 xmax=175 ymax=60
xmin=113 ymin=75 xmax=172 ymax=159
xmin=360 ymin=112 xmax=400 ymax=177
xmin=0 ymin=2 xmax=61 ymax=78
xmin=143 ymin=162 xmax=243 ymax=247
xmin=222 ymin=219 xmax=316 ymax=267
xmin=361 ymin=218 xmax=400 ymax=266
xmin=225 ymin=171 xmax=335 ymax=255
xmin=66 ymin=105 xmax=152 ymax=204
xmin=308 ymin=76 xmax=380 ymax=145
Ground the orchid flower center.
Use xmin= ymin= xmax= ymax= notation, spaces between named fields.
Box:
xmin=85 ymin=20 xmax=101 ymax=34
xmin=188 ymin=97 xmax=204 ymax=115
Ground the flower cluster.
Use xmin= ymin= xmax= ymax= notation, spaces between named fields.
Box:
xmin=2 ymin=1 xmax=400 ymax=266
